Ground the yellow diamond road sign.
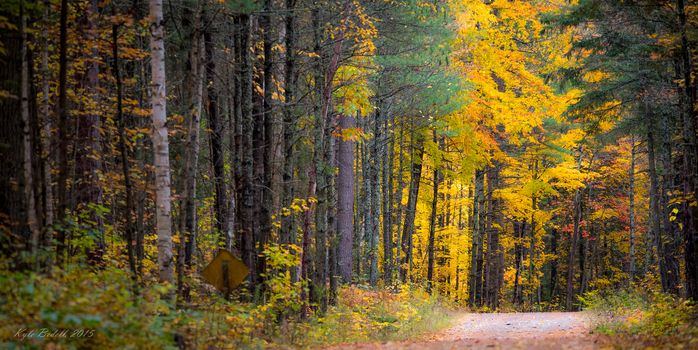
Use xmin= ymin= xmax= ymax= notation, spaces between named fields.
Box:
xmin=201 ymin=250 xmax=249 ymax=293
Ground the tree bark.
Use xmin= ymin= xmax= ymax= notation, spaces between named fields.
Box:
xmin=485 ymin=164 xmax=501 ymax=308
xmin=149 ymin=0 xmax=174 ymax=284
xmin=647 ymin=112 xmax=669 ymax=293
xmin=204 ymin=21 xmax=229 ymax=250
xmin=55 ymin=0 xmax=69 ymax=265
xmin=337 ymin=113 xmax=355 ymax=283
xmin=628 ymin=136 xmax=636 ymax=284
xmin=400 ymin=133 xmax=424 ymax=282
xmin=565 ymin=148 xmax=584 ymax=310
xmin=20 ymin=1 xmax=40 ymax=264
xmin=469 ymin=169 xmax=484 ymax=306
xmin=112 ymin=9 xmax=137 ymax=277
xmin=427 ymin=130 xmax=440 ymax=293
xmin=76 ymin=0 xmax=104 ymax=264
xmin=677 ymin=0 xmax=698 ymax=301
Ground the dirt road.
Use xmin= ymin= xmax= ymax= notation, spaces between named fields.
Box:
xmin=327 ymin=312 xmax=607 ymax=350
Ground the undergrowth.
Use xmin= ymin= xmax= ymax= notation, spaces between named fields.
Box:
xmin=0 ymin=266 xmax=452 ymax=349
xmin=580 ymin=285 xmax=698 ymax=349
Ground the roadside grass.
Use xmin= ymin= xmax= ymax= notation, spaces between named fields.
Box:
xmin=580 ymin=287 xmax=698 ymax=349
xmin=280 ymin=285 xmax=456 ymax=348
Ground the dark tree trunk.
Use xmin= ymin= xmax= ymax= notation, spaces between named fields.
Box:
xmin=513 ymin=221 xmax=526 ymax=305
xmin=484 ymin=165 xmax=501 ymax=308
xmin=399 ymin=134 xmax=424 ymax=282
xmin=382 ymin=118 xmax=394 ymax=285
xmin=0 ymin=8 xmax=27 ymax=259
xmin=647 ymin=112 xmax=670 ymax=293
xmin=76 ymin=0 xmax=104 ymax=266
xmin=427 ymin=130 xmax=440 ymax=293
xmin=205 ymin=24 xmax=229 ymax=250
xmin=281 ymin=0 xmax=297 ymax=247
xmin=238 ymin=14 xmax=257 ymax=291
xmin=677 ymin=0 xmax=698 ymax=301
xmin=337 ymin=113 xmax=355 ymax=284
xmin=565 ymin=149 xmax=584 ymax=310
xmin=469 ymin=169 xmax=485 ymax=307
xmin=112 ymin=10 xmax=137 ymax=277
xmin=56 ymin=0 xmax=69 ymax=265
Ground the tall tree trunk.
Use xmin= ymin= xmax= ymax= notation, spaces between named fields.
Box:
xmin=394 ymin=126 xmax=405 ymax=283
xmin=427 ymin=130 xmax=440 ymax=293
xmin=112 ymin=9 xmax=137 ymax=277
xmin=149 ymin=0 xmax=174 ymax=284
xmin=677 ymin=0 xmax=698 ymax=301
xmin=368 ymin=113 xmax=380 ymax=286
xmin=628 ymin=136 xmax=636 ymax=284
xmin=647 ymin=112 xmax=669 ymax=292
xmin=181 ymin=10 xmax=203 ymax=282
xmin=258 ymin=0 xmax=275 ymax=291
xmin=239 ymin=13 xmax=257 ymax=291
xmin=281 ymin=0 xmax=297 ymax=247
xmin=400 ymin=133 xmax=424 ymax=282
xmin=565 ymin=148 xmax=584 ymax=310
xmin=513 ymin=221 xmax=525 ymax=305
xmin=76 ymin=0 xmax=104 ymax=266
xmin=659 ymin=112 xmax=680 ymax=294
xmin=20 ymin=1 xmax=40 ymax=264
xmin=382 ymin=118 xmax=394 ymax=285
xmin=485 ymin=164 xmax=501 ymax=308
xmin=55 ymin=0 xmax=69 ymax=265
xmin=40 ymin=0 xmax=54 ymax=261
xmin=337 ymin=113 xmax=355 ymax=283
xmin=204 ymin=21 xmax=229 ymax=250
xmin=469 ymin=169 xmax=484 ymax=306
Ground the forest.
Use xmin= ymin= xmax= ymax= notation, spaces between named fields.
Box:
xmin=1 ymin=0 xmax=698 ymax=349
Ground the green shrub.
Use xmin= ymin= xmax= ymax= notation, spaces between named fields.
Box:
xmin=580 ymin=286 xmax=697 ymax=348
xmin=0 ymin=267 xmax=175 ymax=349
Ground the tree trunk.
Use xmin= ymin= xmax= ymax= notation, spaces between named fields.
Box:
xmin=20 ymin=1 xmax=40 ymax=264
xmin=76 ymin=0 xmax=104 ymax=266
xmin=40 ymin=0 xmax=54 ymax=262
xmin=399 ymin=133 xmax=424 ymax=282
xmin=238 ymin=13 xmax=257 ymax=291
xmin=485 ymin=164 xmax=501 ymax=308
xmin=182 ymin=12 xmax=203 ymax=276
xmin=368 ymin=113 xmax=380 ymax=286
xmin=337 ymin=113 xmax=355 ymax=283
xmin=628 ymin=136 xmax=636 ymax=284
xmin=513 ymin=221 xmax=525 ymax=305
xmin=427 ymin=130 xmax=440 ymax=293
xmin=658 ymin=112 xmax=680 ymax=294
xmin=647 ymin=112 xmax=669 ymax=293
xmin=55 ymin=0 xmax=69 ymax=265
xmin=469 ymin=169 xmax=485 ymax=307
xmin=205 ymin=22 xmax=229 ymax=250
xmin=149 ymin=0 xmax=174 ymax=284
xmin=382 ymin=118 xmax=394 ymax=285
xmin=281 ymin=0 xmax=297 ymax=247
xmin=565 ymin=148 xmax=584 ymax=310
xmin=677 ymin=0 xmax=698 ymax=301
xmin=112 ymin=10 xmax=137 ymax=277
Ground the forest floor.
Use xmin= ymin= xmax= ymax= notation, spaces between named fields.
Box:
xmin=323 ymin=312 xmax=610 ymax=350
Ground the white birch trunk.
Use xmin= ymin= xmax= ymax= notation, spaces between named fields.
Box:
xmin=149 ymin=0 xmax=174 ymax=283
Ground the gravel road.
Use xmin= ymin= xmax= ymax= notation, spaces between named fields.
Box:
xmin=325 ymin=312 xmax=607 ymax=350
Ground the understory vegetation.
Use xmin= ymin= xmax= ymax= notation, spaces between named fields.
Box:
xmin=0 ymin=264 xmax=451 ymax=349
xmin=581 ymin=283 xmax=698 ymax=349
